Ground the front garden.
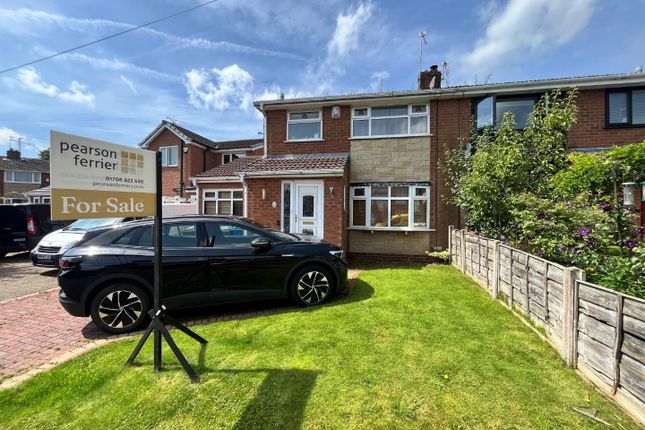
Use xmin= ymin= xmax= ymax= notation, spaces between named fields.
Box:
xmin=0 ymin=266 xmax=640 ymax=429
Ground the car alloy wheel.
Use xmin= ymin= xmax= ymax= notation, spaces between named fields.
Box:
xmin=98 ymin=290 xmax=143 ymax=329
xmin=297 ymin=270 xmax=330 ymax=304
xmin=90 ymin=283 xmax=150 ymax=334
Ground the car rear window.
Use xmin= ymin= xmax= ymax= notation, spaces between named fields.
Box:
xmin=0 ymin=206 xmax=27 ymax=225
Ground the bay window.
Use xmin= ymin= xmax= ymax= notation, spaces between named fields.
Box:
xmin=203 ymin=190 xmax=244 ymax=216
xmin=287 ymin=111 xmax=322 ymax=141
xmin=350 ymin=184 xmax=430 ymax=230
xmin=351 ymin=104 xmax=429 ymax=138
xmin=606 ymin=88 xmax=645 ymax=126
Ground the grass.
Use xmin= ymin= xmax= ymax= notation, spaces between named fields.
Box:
xmin=0 ymin=265 xmax=640 ymax=429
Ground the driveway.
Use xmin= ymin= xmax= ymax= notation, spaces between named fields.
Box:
xmin=0 ymin=253 xmax=58 ymax=302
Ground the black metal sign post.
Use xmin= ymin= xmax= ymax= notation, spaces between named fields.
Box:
xmin=126 ymin=152 xmax=207 ymax=383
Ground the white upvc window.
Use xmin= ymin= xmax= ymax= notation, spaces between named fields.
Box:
xmin=350 ymin=184 xmax=430 ymax=230
xmin=287 ymin=111 xmax=322 ymax=141
xmin=223 ymin=152 xmax=245 ymax=164
xmin=4 ymin=170 xmax=41 ymax=184
xmin=203 ymin=189 xmax=244 ymax=216
xmin=160 ymin=146 xmax=178 ymax=167
xmin=351 ymin=104 xmax=429 ymax=138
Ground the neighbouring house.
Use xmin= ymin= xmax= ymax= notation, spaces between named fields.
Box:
xmin=0 ymin=149 xmax=50 ymax=204
xmin=138 ymin=120 xmax=264 ymax=200
xmin=193 ymin=67 xmax=645 ymax=261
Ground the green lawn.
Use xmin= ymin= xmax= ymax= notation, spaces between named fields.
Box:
xmin=0 ymin=265 xmax=640 ymax=429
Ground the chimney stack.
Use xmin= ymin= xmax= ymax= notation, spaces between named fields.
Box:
xmin=6 ymin=148 xmax=20 ymax=160
xmin=419 ymin=64 xmax=442 ymax=90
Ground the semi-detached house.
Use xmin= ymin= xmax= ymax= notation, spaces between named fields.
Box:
xmin=193 ymin=68 xmax=645 ymax=261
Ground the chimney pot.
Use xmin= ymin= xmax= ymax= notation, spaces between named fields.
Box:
xmin=6 ymin=149 xmax=20 ymax=160
xmin=418 ymin=64 xmax=442 ymax=90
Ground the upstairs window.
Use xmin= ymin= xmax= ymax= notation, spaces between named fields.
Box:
xmin=287 ymin=111 xmax=322 ymax=141
xmin=223 ymin=153 xmax=245 ymax=164
xmin=607 ymin=88 xmax=645 ymax=127
xmin=160 ymin=146 xmax=178 ymax=166
xmin=4 ymin=171 xmax=41 ymax=183
xmin=474 ymin=95 xmax=537 ymax=129
xmin=351 ymin=105 xmax=429 ymax=138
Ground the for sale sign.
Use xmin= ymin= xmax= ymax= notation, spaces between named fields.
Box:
xmin=50 ymin=130 xmax=156 ymax=220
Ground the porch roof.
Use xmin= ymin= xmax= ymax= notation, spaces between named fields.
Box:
xmin=196 ymin=153 xmax=348 ymax=179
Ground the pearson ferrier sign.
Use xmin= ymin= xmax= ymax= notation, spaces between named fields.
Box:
xmin=50 ymin=130 xmax=156 ymax=220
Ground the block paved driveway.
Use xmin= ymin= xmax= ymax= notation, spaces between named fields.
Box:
xmin=0 ymin=252 xmax=105 ymax=381
xmin=0 ymin=253 xmax=360 ymax=383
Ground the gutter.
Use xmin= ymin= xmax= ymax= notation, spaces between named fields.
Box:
xmin=254 ymin=73 xmax=645 ymax=110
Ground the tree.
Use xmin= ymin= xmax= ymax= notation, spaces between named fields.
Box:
xmin=443 ymin=89 xmax=579 ymax=238
xmin=39 ymin=149 xmax=50 ymax=160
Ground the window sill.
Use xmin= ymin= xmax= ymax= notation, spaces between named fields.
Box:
xmin=162 ymin=165 xmax=179 ymax=168
xmin=284 ymin=139 xmax=325 ymax=143
xmin=349 ymin=134 xmax=433 ymax=141
xmin=604 ymin=124 xmax=645 ymax=129
xmin=347 ymin=227 xmax=435 ymax=232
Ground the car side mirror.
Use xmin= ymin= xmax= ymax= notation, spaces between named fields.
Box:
xmin=251 ymin=237 xmax=271 ymax=250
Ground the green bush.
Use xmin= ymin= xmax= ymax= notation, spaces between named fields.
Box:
xmin=443 ymin=89 xmax=644 ymax=297
xmin=599 ymin=245 xmax=645 ymax=297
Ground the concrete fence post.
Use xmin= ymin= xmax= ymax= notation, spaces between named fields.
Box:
xmin=448 ymin=225 xmax=454 ymax=265
xmin=491 ymin=240 xmax=501 ymax=299
xmin=460 ymin=230 xmax=467 ymax=273
xmin=562 ymin=267 xmax=585 ymax=366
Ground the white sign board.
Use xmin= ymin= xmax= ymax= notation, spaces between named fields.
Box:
xmin=50 ymin=130 xmax=156 ymax=220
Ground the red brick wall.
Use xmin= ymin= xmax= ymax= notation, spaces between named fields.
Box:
xmin=146 ymin=129 xmax=181 ymax=196
xmin=265 ymin=105 xmax=351 ymax=156
xmin=429 ymin=98 xmax=471 ymax=250
xmin=568 ymin=89 xmax=645 ymax=149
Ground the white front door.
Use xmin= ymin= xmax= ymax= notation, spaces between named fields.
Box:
xmin=291 ymin=182 xmax=323 ymax=237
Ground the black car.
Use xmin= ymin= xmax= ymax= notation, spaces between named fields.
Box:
xmin=58 ymin=216 xmax=348 ymax=333
xmin=0 ymin=204 xmax=70 ymax=257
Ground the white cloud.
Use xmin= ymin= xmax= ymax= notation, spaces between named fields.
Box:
xmin=370 ymin=71 xmax=389 ymax=91
xmin=0 ymin=8 xmax=304 ymax=61
xmin=327 ymin=2 xmax=374 ymax=58
xmin=305 ymin=1 xmax=377 ymax=94
xmin=184 ymin=64 xmax=254 ymax=111
xmin=464 ymin=0 xmax=596 ymax=72
xmin=54 ymin=52 xmax=180 ymax=82
xmin=15 ymin=67 xmax=95 ymax=107
xmin=120 ymin=75 xmax=137 ymax=94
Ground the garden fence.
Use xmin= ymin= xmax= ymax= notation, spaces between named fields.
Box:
xmin=449 ymin=226 xmax=645 ymax=424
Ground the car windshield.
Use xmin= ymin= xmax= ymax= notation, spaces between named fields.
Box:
xmin=65 ymin=218 xmax=122 ymax=231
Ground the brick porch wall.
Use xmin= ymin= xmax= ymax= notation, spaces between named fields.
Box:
xmin=244 ymin=176 xmax=346 ymax=247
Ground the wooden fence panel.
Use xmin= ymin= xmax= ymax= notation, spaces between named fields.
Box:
xmin=448 ymin=228 xmax=645 ymax=424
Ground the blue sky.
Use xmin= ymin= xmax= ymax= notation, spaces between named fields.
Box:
xmin=0 ymin=0 xmax=644 ymax=157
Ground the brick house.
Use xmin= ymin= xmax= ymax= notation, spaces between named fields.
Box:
xmin=0 ymin=149 xmax=50 ymax=204
xmin=139 ymin=120 xmax=263 ymax=200
xmin=194 ymin=69 xmax=645 ymax=261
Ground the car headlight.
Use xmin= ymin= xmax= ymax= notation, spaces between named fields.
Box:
xmin=329 ymin=249 xmax=344 ymax=260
